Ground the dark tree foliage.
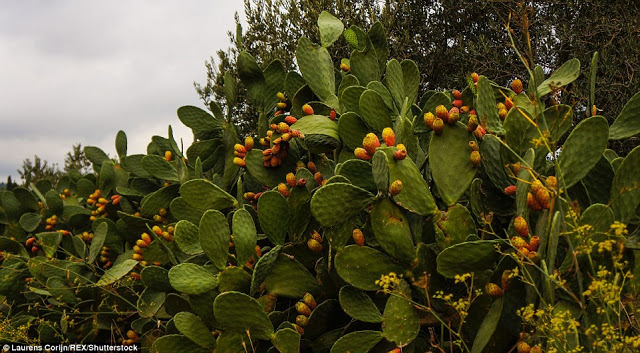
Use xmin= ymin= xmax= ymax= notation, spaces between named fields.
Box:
xmin=197 ymin=0 xmax=639 ymax=153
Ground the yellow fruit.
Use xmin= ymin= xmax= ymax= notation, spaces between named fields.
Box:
xmin=352 ymin=229 xmax=364 ymax=246
xmin=362 ymin=133 xmax=381 ymax=155
xmin=382 ymin=127 xmax=395 ymax=146
xmin=164 ymin=150 xmax=172 ymax=161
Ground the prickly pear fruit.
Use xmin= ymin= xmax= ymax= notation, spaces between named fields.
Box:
xmin=505 ymin=97 xmax=514 ymax=110
xmin=501 ymin=270 xmax=512 ymax=291
xmin=234 ymin=144 xmax=247 ymax=153
xmin=141 ymin=233 xmax=152 ymax=245
xmin=471 ymin=72 xmax=479 ymax=82
xmin=517 ymin=342 xmax=531 ymax=353
xmin=362 ymin=133 xmax=381 ymax=155
xmin=382 ymin=127 xmax=395 ymax=146
xmin=303 ymin=292 xmax=317 ymax=309
xmin=511 ymin=79 xmax=523 ymax=94
xmin=285 ymin=116 xmax=298 ymax=125
xmin=393 ymin=149 xmax=407 ymax=160
xmin=498 ymin=108 xmax=508 ymax=120
xmin=296 ymin=315 xmax=309 ymax=327
xmin=530 ymin=346 xmax=542 ymax=353
xmin=297 ymin=178 xmax=307 ymax=187
xmin=432 ymin=118 xmax=445 ymax=134
xmin=452 ymin=99 xmax=463 ymax=108
xmin=514 ymin=216 xmax=529 ymax=237
xmin=448 ymin=107 xmax=459 ymax=124
xmin=286 ymin=173 xmax=297 ymax=187
xmin=340 ymin=62 xmax=350 ymax=72
xmin=276 ymin=122 xmax=290 ymax=134
xmin=302 ymin=104 xmax=314 ymax=115
xmin=307 ymin=238 xmax=323 ymax=252
xmin=467 ymin=115 xmax=478 ymax=132
xmin=307 ymin=161 xmax=317 ymax=173
xmin=164 ymin=150 xmax=173 ymax=161
xmin=233 ymin=157 xmax=245 ymax=167
xmin=329 ymin=109 xmax=337 ymax=120
xmin=470 ymin=151 xmax=481 ymax=167
xmin=314 ymin=172 xmax=323 ymax=185
xmin=424 ymin=112 xmax=435 ymax=128
xmin=504 ymin=185 xmax=517 ymax=196
xmin=277 ymin=102 xmax=287 ymax=109
xmin=281 ymin=133 xmax=292 ymax=142
xmin=528 ymin=235 xmax=540 ymax=252
xmin=545 ymin=175 xmax=558 ymax=190
xmin=511 ymin=236 xmax=527 ymax=249
xmin=527 ymin=192 xmax=543 ymax=211
xmin=352 ymin=229 xmax=364 ymax=246
xmin=244 ymin=137 xmax=254 ymax=151
xmin=435 ymin=105 xmax=448 ymax=120
xmin=389 ymin=180 xmax=403 ymax=196
xmin=468 ymin=141 xmax=479 ymax=151
xmin=535 ymin=188 xmax=551 ymax=209
xmin=277 ymin=183 xmax=289 ymax=197
xmin=485 ymin=283 xmax=503 ymax=298
xmin=295 ymin=302 xmax=312 ymax=316
xmin=531 ymin=180 xmax=543 ymax=195
xmin=452 ymin=89 xmax=462 ymax=99
xmin=276 ymin=92 xmax=286 ymax=101
xmin=473 ymin=125 xmax=486 ymax=139
xmin=310 ymin=230 xmax=322 ymax=242
xmin=243 ymin=192 xmax=255 ymax=200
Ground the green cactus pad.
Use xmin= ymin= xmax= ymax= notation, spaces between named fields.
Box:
xmin=122 ymin=155 xmax=154 ymax=178
xmin=232 ymin=209 xmax=258 ymax=266
xmin=330 ymin=330 xmax=383 ymax=353
xmin=174 ymin=311 xmax=216 ymax=348
xmin=257 ymin=191 xmax=290 ymax=245
xmin=377 ymin=147 xmax=437 ymax=215
xmin=140 ymin=184 xmax=180 ymax=218
xmin=436 ymin=240 xmax=499 ymax=278
xmin=213 ymin=291 xmax=274 ymax=340
xmin=218 ymin=266 xmax=251 ymax=293
xmin=350 ymin=46 xmax=380 ymax=86
xmin=340 ymin=86 xmax=366 ymax=115
xmin=250 ymin=245 xmax=282 ymax=296
xmin=174 ymin=220 xmax=203 ymax=255
xmin=150 ymin=334 xmax=210 ymax=353
xmin=272 ymin=328 xmax=300 ymax=353
xmin=324 ymin=219 xmax=357 ymax=250
xmin=370 ymin=199 xmax=415 ymax=264
xmin=115 ymin=130 xmax=127 ymax=158
xmin=336 ymin=159 xmax=377 ymax=193
xmin=35 ymin=232 xmax=62 ymax=258
xmin=382 ymin=292 xmax=419 ymax=347
xmin=180 ymin=179 xmax=236 ymax=211
xmin=582 ymin=156 xmax=614 ymax=205
xmin=318 ymin=11 xmax=344 ymax=47
xmin=263 ymin=253 xmax=319 ymax=298
xmin=97 ymin=259 xmax=138 ymax=286
xmin=290 ymin=115 xmax=340 ymax=154
xmin=385 ymin=59 xmax=420 ymax=111
xmin=503 ymin=107 xmax=542 ymax=157
xmin=87 ymin=222 xmax=108 ymax=263
xmin=429 ymin=122 xmax=478 ymax=206
xmin=83 ymin=146 xmax=110 ymax=167
xmin=476 ymin=76 xmax=504 ymax=134
xmin=177 ymin=105 xmax=223 ymax=133
xmin=367 ymin=81 xmax=395 ymax=112
xmin=168 ymin=263 xmax=218 ymax=294
xmin=436 ymin=204 xmax=477 ymax=250
xmin=610 ymin=91 xmax=640 ymax=140
xmin=46 ymin=277 xmax=77 ymax=304
xmin=579 ymin=203 xmax=615 ymax=233
xmin=45 ymin=189 xmax=63 ymax=214
xmin=536 ymin=59 xmax=580 ymax=97
xmin=610 ymin=146 xmax=640 ymax=222
xmin=19 ymin=212 xmax=41 ymax=232
xmin=480 ymin=135 xmax=512 ymax=190
xmin=287 ymin=186 xmax=311 ymax=240
xmin=199 ymin=209 xmax=231 ymax=271
xmin=244 ymin=150 xmax=297 ymax=189
xmin=543 ymin=104 xmax=573 ymax=142
xmin=337 ymin=112 xmax=369 ymax=150
xmin=296 ymin=37 xmax=335 ymax=102
xmin=141 ymin=266 xmax=172 ymax=292
xmin=338 ymin=285 xmax=382 ymax=323
xmin=470 ymin=297 xmax=503 ymax=353
xmin=285 ymin=71 xmax=306 ymax=99
xmin=310 ymin=182 xmax=375 ymax=227
xmin=137 ymin=288 xmax=166 ymax=318
xmin=141 ymin=155 xmax=179 ymax=182
xmin=335 ymin=245 xmax=404 ymax=291
xmin=558 ymin=115 xmax=609 ymax=188
xmin=359 ymin=89 xmax=392 ymax=132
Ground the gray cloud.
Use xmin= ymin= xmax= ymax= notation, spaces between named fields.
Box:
xmin=0 ymin=1 xmax=243 ymax=182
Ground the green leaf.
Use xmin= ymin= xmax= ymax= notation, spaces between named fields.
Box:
xmin=610 ymin=146 xmax=640 ymax=222
xmin=338 ymin=286 xmax=382 ymax=323
xmin=142 ymin=155 xmax=179 ymax=182
xmin=174 ymin=220 xmax=203 ymax=255
xmin=137 ymin=288 xmax=166 ymax=318
xmin=115 ymin=130 xmax=127 ymax=159
xmin=213 ymin=291 xmax=274 ymax=340
xmin=371 ymin=199 xmax=415 ymax=264
xmin=337 ymin=112 xmax=369 ymax=150
xmin=436 ymin=240 xmax=499 ymax=278
xmin=359 ymin=89 xmax=392 ymax=132
xmin=318 ymin=11 xmax=344 ymax=47
xmin=168 ymin=263 xmax=218 ymax=295
xmin=87 ymin=222 xmax=108 ymax=263
xmin=310 ymin=183 xmax=375 ymax=227
xmin=83 ymin=146 xmax=110 ymax=166
xmin=335 ymin=245 xmax=404 ymax=291
xmin=97 ymin=259 xmax=138 ymax=286
xmin=232 ymin=209 xmax=258 ymax=266
xmin=257 ymin=191 xmax=290 ymax=245
xmin=537 ymin=59 xmax=581 ymax=97
xmin=180 ymin=179 xmax=236 ymax=211
xmin=296 ymin=37 xmax=335 ymax=102
xmin=476 ymin=76 xmax=504 ymax=134
xmin=19 ymin=213 xmax=41 ymax=232
xmin=174 ymin=312 xmax=216 ymax=348
xmin=35 ymin=232 xmax=62 ymax=258
xmin=199 ymin=210 xmax=230 ymax=271
xmin=558 ymin=116 xmax=609 ymax=188
xmin=177 ymin=105 xmax=223 ymax=132
xmin=382 ymin=292 xmax=419 ymax=347
xmin=46 ymin=277 xmax=77 ymax=304
xmin=263 ymin=254 xmax=319 ymax=298
xmin=272 ymin=328 xmax=300 ymax=353
xmin=151 ymin=334 xmax=210 ymax=353
xmin=470 ymin=297 xmax=503 ymax=353
xmin=610 ymin=91 xmax=640 ymax=140
xmin=330 ymin=331 xmax=383 ymax=353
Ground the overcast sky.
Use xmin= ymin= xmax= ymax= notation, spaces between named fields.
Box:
xmin=0 ymin=1 xmax=244 ymax=182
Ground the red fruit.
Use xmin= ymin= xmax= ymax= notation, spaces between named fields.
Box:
xmin=514 ymin=216 xmax=529 ymax=237
xmin=527 ymin=192 xmax=542 ymax=211
xmin=281 ymin=133 xmax=292 ymax=142
xmin=277 ymin=183 xmax=290 ymax=197
xmin=460 ymin=105 xmax=470 ymax=113
xmin=340 ymin=62 xmax=350 ymax=72
xmin=389 ymin=180 xmax=403 ymax=196
xmin=471 ymin=72 xmax=479 ymax=82
xmin=296 ymin=301 xmax=312 ymax=316
xmin=310 ymin=230 xmax=322 ymax=242
xmin=545 ymin=176 xmax=558 ymax=190
xmin=307 ymin=238 xmax=323 ymax=253
xmin=276 ymin=122 xmax=290 ymax=134
xmin=355 ymin=147 xmax=371 ymax=160
xmin=307 ymin=161 xmax=317 ymax=174
xmin=452 ymin=89 xmax=462 ymax=99
xmin=504 ymin=185 xmax=517 ymax=196
xmin=234 ymin=144 xmax=247 ymax=153
xmin=362 ymin=133 xmax=381 ymax=155
xmin=275 ymin=110 xmax=284 ymax=116
xmin=290 ymin=129 xmax=302 ymax=138
xmin=505 ymin=97 xmax=514 ymax=110
xmin=435 ymin=105 xmax=448 ymax=120
xmin=31 ymin=246 xmax=38 ymax=253
xmin=25 ymin=237 xmax=35 ymax=247
xmin=485 ymin=283 xmax=503 ymax=298
xmin=141 ymin=233 xmax=152 ymax=245
xmin=468 ymin=141 xmax=479 ymax=151
xmin=382 ymin=127 xmax=395 ymax=146
xmin=270 ymin=123 xmax=278 ymax=131
xmin=286 ymin=173 xmax=297 ymax=187
xmin=424 ymin=112 xmax=435 ymax=128
xmin=254 ymin=192 xmax=263 ymax=201
xmin=517 ymin=341 xmax=531 ymax=353
xmin=501 ymin=270 xmax=512 ymax=291
xmin=352 ymin=229 xmax=364 ymax=246
xmin=393 ymin=149 xmax=407 ymax=160
xmin=511 ymin=236 xmax=527 ymax=249
xmin=314 ymin=172 xmax=324 ymax=185
xmin=302 ymin=104 xmax=314 ymax=115
xmin=448 ymin=107 xmax=460 ymax=124
xmin=470 ymin=151 xmax=481 ymax=167
xmin=296 ymin=315 xmax=309 ymax=327
xmin=234 ymin=151 xmax=245 ymax=158
xmin=285 ymin=116 xmax=298 ymax=125
xmin=432 ymin=118 xmax=445 ymax=134
xmin=531 ymin=180 xmax=544 ymax=195
xmin=276 ymin=92 xmax=286 ymax=101
xmin=528 ymin=236 xmax=540 ymax=252
xmin=535 ymin=188 xmax=551 ymax=209
xmin=297 ymin=178 xmax=307 ymax=187
xmin=329 ymin=110 xmax=337 ymax=120
xmin=473 ymin=125 xmax=486 ymax=139
xmin=233 ymin=157 xmax=245 ymax=167
xmin=511 ymin=79 xmax=523 ymax=94
xmin=303 ymin=292 xmax=317 ymax=309
xmin=498 ymin=108 xmax=508 ymax=121
xmin=452 ymin=99 xmax=463 ymax=108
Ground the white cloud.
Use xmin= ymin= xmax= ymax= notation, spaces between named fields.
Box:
xmin=0 ymin=1 xmax=243 ymax=182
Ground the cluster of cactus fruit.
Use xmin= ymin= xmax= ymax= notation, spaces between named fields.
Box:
xmin=2 ymin=10 xmax=640 ymax=353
